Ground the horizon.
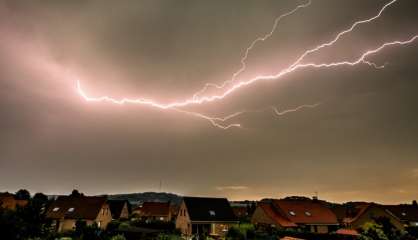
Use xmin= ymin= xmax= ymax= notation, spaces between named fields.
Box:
xmin=1 ymin=188 xmax=416 ymax=205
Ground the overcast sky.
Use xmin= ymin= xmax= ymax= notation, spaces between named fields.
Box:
xmin=0 ymin=0 xmax=417 ymax=204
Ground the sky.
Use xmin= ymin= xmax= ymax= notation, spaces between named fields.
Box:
xmin=0 ymin=0 xmax=417 ymax=204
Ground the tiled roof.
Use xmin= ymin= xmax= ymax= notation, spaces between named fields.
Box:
xmin=46 ymin=196 xmax=106 ymax=220
xmin=183 ymin=197 xmax=238 ymax=222
xmin=258 ymin=202 xmax=297 ymax=227
xmin=384 ymin=205 xmax=418 ymax=222
xmin=335 ymin=228 xmax=359 ymax=236
xmin=273 ymin=199 xmax=338 ymax=225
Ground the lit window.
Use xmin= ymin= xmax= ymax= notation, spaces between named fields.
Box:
xmin=68 ymin=207 xmax=75 ymax=212
xmin=401 ymin=212 xmax=406 ymax=216
xmin=305 ymin=211 xmax=311 ymax=216
xmin=209 ymin=210 xmax=216 ymax=216
xmin=53 ymin=207 xmax=60 ymax=212
xmin=289 ymin=211 xmax=296 ymax=216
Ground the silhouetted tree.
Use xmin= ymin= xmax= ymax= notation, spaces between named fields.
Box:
xmin=33 ymin=193 xmax=48 ymax=203
xmin=71 ymin=189 xmax=83 ymax=197
xmin=15 ymin=189 xmax=30 ymax=200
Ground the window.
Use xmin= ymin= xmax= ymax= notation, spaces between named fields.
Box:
xmin=305 ymin=211 xmax=311 ymax=216
xmin=289 ymin=211 xmax=296 ymax=216
xmin=68 ymin=207 xmax=75 ymax=212
xmin=209 ymin=210 xmax=216 ymax=216
xmin=52 ymin=207 xmax=60 ymax=212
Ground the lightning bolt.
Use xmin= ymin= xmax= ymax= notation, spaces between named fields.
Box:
xmin=192 ymin=0 xmax=312 ymax=100
xmin=76 ymin=0 xmax=417 ymax=129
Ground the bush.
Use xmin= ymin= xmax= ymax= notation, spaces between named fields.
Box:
xmin=110 ymin=234 xmax=126 ymax=240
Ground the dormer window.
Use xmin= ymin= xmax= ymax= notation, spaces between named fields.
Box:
xmin=289 ymin=211 xmax=296 ymax=216
xmin=68 ymin=207 xmax=75 ymax=212
xmin=53 ymin=207 xmax=60 ymax=212
xmin=209 ymin=210 xmax=216 ymax=216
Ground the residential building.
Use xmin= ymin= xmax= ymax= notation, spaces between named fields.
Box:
xmin=132 ymin=201 xmax=172 ymax=221
xmin=251 ymin=197 xmax=339 ymax=233
xmin=0 ymin=193 xmax=28 ymax=210
xmin=176 ymin=197 xmax=238 ymax=237
xmin=108 ymin=200 xmax=130 ymax=220
xmin=46 ymin=195 xmax=112 ymax=232
xmin=384 ymin=203 xmax=418 ymax=227
xmin=341 ymin=203 xmax=404 ymax=231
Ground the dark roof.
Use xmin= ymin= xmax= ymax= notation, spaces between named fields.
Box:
xmin=183 ymin=197 xmax=238 ymax=223
xmin=135 ymin=202 xmax=170 ymax=216
xmin=384 ymin=205 xmax=418 ymax=222
xmin=108 ymin=200 xmax=128 ymax=219
xmin=46 ymin=196 xmax=106 ymax=220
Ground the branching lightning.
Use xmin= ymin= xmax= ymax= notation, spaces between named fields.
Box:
xmin=76 ymin=0 xmax=418 ymax=129
xmin=192 ymin=0 xmax=312 ymax=100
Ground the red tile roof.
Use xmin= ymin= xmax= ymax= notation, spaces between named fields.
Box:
xmin=258 ymin=202 xmax=297 ymax=227
xmin=273 ymin=199 xmax=338 ymax=225
xmin=336 ymin=228 xmax=359 ymax=236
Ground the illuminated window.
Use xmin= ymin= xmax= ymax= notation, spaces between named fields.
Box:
xmin=289 ymin=211 xmax=296 ymax=216
xmin=53 ymin=207 xmax=60 ymax=212
xmin=68 ymin=207 xmax=75 ymax=212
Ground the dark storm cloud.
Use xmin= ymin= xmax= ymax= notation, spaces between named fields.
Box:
xmin=0 ymin=0 xmax=417 ymax=203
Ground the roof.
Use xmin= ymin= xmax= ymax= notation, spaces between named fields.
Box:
xmin=280 ymin=237 xmax=305 ymax=240
xmin=258 ymin=202 xmax=297 ymax=227
xmin=108 ymin=200 xmax=128 ymax=219
xmin=384 ymin=205 xmax=418 ymax=222
xmin=273 ymin=199 xmax=338 ymax=225
xmin=46 ymin=196 xmax=106 ymax=220
xmin=335 ymin=228 xmax=360 ymax=236
xmin=183 ymin=197 xmax=238 ymax=223
xmin=135 ymin=202 xmax=170 ymax=217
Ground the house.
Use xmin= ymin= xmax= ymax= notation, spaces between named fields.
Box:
xmin=384 ymin=203 xmax=418 ymax=227
xmin=0 ymin=193 xmax=28 ymax=210
xmin=132 ymin=201 xmax=172 ymax=221
xmin=340 ymin=203 xmax=404 ymax=231
xmin=46 ymin=195 xmax=112 ymax=232
xmin=251 ymin=197 xmax=338 ymax=233
xmin=176 ymin=197 xmax=238 ymax=237
xmin=108 ymin=200 xmax=130 ymax=220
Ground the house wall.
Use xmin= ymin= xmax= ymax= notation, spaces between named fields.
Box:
xmin=95 ymin=203 xmax=112 ymax=229
xmin=59 ymin=219 xmax=76 ymax=232
xmin=212 ymin=223 xmax=234 ymax=236
xmin=350 ymin=205 xmax=404 ymax=231
xmin=120 ymin=203 xmax=129 ymax=219
xmin=176 ymin=201 xmax=192 ymax=235
xmin=309 ymin=225 xmax=329 ymax=233
xmin=251 ymin=206 xmax=277 ymax=227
